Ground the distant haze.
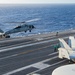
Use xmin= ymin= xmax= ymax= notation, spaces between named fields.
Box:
xmin=0 ymin=0 xmax=75 ymax=4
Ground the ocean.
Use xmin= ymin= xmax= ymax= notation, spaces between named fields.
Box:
xmin=0 ymin=4 xmax=75 ymax=37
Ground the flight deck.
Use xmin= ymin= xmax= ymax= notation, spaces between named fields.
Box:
xmin=0 ymin=30 xmax=75 ymax=75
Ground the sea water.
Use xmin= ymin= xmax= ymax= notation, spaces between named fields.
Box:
xmin=0 ymin=4 xmax=75 ymax=37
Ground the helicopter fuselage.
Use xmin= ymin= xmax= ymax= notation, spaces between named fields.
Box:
xmin=5 ymin=25 xmax=35 ymax=35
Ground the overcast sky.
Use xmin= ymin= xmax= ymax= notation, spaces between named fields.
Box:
xmin=0 ymin=0 xmax=75 ymax=4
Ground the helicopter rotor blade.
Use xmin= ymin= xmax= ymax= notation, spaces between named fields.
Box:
xmin=26 ymin=18 xmax=40 ymax=23
xmin=5 ymin=18 xmax=40 ymax=24
xmin=5 ymin=21 xmax=26 ymax=24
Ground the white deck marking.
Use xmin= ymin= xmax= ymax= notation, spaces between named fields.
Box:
xmin=0 ymin=36 xmax=68 ymax=53
xmin=28 ymin=60 xmax=67 ymax=75
xmin=0 ymin=54 xmax=18 ymax=60
xmin=3 ymin=56 xmax=58 ymax=75
xmin=48 ymin=52 xmax=58 ymax=56
xmin=0 ymin=49 xmax=57 ymax=61
xmin=0 ymin=40 xmax=34 ymax=50
xmin=32 ymin=62 xmax=50 ymax=70
xmin=0 ymin=38 xmax=57 ymax=53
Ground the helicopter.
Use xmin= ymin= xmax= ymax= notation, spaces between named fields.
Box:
xmin=5 ymin=24 xmax=35 ymax=35
xmin=0 ymin=18 xmax=39 ymax=38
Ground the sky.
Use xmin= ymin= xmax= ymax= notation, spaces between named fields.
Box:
xmin=0 ymin=0 xmax=75 ymax=4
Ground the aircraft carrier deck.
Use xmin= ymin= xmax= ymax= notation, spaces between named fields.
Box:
xmin=0 ymin=30 xmax=75 ymax=75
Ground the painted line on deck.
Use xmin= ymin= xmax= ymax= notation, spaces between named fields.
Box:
xmin=0 ymin=38 xmax=57 ymax=53
xmin=3 ymin=56 xmax=58 ymax=75
xmin=48 ymin=52 xmax=58 ymax=56
xmin=28 ymin=59 xmax=67 ymax=75
xmin=0 ymin=54 xmax=18 ymax=60
xmin=0 ymin=52 xmax=57 ymax=69
xmin=0 ymin=44 xmax=57 ymax=60
xmin=0 ymin=40 xmax=35 ymax=50
xmin=0 ymin=44 xmax=57 ymax=61
xmin=0 ymin=36 xmax=68 ymax=53
xmin=0 ymin=37 xmax=31 ymax=43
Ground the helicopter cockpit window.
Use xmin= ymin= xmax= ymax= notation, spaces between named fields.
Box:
xmin=15 ymin=26 xmax=21 ymax=29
